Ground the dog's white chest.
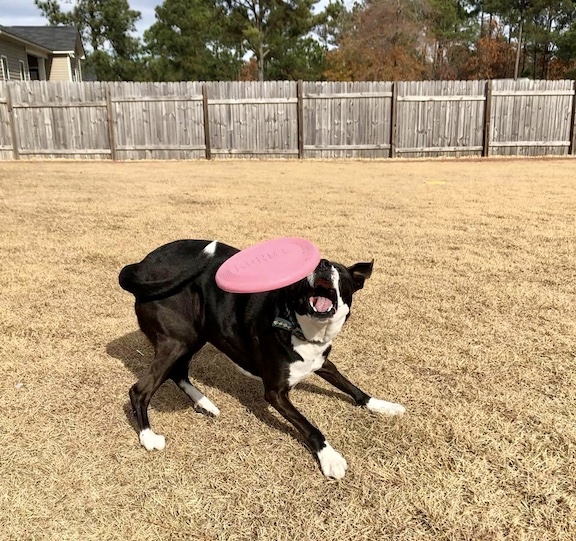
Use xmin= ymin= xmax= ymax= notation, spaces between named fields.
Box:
xmin=288 ymin=340 xmax=330 ymax=387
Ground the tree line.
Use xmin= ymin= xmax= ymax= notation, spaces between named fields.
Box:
xmin=35 ymin=0 xmax=576 ymax=81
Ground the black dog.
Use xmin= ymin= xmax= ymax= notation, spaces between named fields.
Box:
xmin=119 ymin=239 xmax=405 ymax=479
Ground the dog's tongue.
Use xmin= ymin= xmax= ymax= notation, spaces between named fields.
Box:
xmin=312 ymin=296 xmax=333 ymax=313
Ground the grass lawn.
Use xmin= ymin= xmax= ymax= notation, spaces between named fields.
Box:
xmin=1 ymin=158 xmax=575 ymax=540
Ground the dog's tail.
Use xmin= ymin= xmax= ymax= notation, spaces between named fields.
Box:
xmin=119 ymin=239 xmax=236 ymax=301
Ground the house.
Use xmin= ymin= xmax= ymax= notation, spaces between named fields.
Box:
xmin=0 ymin=25 xmax=85 ymax=82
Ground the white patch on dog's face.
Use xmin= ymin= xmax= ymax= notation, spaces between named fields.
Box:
xmin=306 ymin=272 xmax=315 ymax=287
xmin=203 ymin=240 xmax=218 ymax=256
xmin=317 ymin=442 xmax=347 ymax=479
xmin=139 ymin=428 xmax=166 ymax=451
xmin=297 ymin=266 xmax=350 ymax=344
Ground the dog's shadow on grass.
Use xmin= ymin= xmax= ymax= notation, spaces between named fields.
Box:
xmin=107 ymin=331 xmax=349 ymax=441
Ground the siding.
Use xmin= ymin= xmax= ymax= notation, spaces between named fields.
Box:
xmin=48 ymin=55 xmax=71 ymax=81
xmin=0 ymin=39 xmax=28 ymax=80
xmin=70 ymin=56 xmax=82 ymax=82
xmin=45 ymin=58 xmax=53 ymax=81
xmin=70 ymin=57 xmax=82 ymax=83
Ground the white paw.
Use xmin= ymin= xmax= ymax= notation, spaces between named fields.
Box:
xmin=139 ymin=428 xmax=166 ymax=451
xmin=196 ymin=396 xmax=220 ymax=417
xmin=317 ymin=443 xmax=348 ymax=479
xmin=366 ymin=398 xmax=406 ymax=416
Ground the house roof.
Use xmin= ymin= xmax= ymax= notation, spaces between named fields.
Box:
xmin=0 ymin=25 xmax=49 ymax=53
xmin=1 ymin=26 xmax=84 ymax=56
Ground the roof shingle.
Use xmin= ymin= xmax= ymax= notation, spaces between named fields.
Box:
xmin=2 ymin=26 xmax=81 ymax=53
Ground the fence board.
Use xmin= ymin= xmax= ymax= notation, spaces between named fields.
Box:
xmin=396 ymin=80 xmax=486 ymax=158
xmin=6 ymin=81 xmax=110 ymax=160
xmin=490 ymin=79 xmax=574 ymax=156
xmin=207 ymin=81 xmax=297 ymax=159
xmin=1 ymin=83 xmax=16 ymax=160
xmin=1 ymin=79 xmax=575 ymax=161
xmin=570 ymin=81 xmax=576 ymax=155
xmin=109 ymin=81 xmax=205 ymax=160
xmin=303 ymin=81 xmax=393 ymax=158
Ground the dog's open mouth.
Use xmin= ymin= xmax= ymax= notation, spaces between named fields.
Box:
xmin=309 ymin=278 xmax=337 ymax=316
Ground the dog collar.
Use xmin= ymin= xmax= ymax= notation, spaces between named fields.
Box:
xmin=273 ymin=311 xmax=323 ymax=344
xmin=273 ymin=316 xmax=308 ymax=341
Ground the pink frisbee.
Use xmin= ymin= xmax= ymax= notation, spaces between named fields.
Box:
xmin=216 ymin=237 xmax=321 ymax=293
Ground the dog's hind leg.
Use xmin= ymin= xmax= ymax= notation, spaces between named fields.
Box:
xmin=129 ymin=336 xmax=190 ymax=451
xmin=170 ymin=357 xmax=220 ymax=417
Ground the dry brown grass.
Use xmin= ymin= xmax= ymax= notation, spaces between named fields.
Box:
xmin=1 ymin=158 xmax=576 ymax=540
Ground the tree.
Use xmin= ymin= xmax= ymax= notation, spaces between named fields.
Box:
xmin=557 ymin=21 xmax=576 ymax=61
xmin=144 ymin=0 xmax=243 ymax=81
xmin=266 ymin=37 xmax=327 ymax=80
xmin=524 ymin=0 xmax=576 ymax=78
xmin=427 ymin=0 xmax=474 ymax=79
xmin=325 ymin=0 xmax=431 ymax=81
xmin=223 ymin=0 xmax=321 ymax=81
xmin=553 ymin=22 xmax=576 ymax=77
xmin=469 ymin=0 xmax=576 ymax=78
xmin=35 ymin=0 xmax=142 ymax=80
xmin=315 ymin=0 xmax=349 ymax=49
xmin=464 ymin=19 xmax=516 ymax=78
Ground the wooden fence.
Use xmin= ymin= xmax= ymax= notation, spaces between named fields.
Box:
xmin=0 ymin=79 xmax=575 ymax=160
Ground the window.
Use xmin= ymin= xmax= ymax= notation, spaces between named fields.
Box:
xmin=27 ymin=55 xmax=40 ymax=80
xmin=19 ymin=60 xmax=28 ymax=81
xmin=1 ymin=56 xmax=9 ymax=80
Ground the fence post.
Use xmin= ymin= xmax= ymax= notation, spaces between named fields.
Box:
xmin=389 ymin=82 xmax=398 ymax=158
xmin=105 ymin=85 xmax=117 ymax=161
xmin=6 ymin=84 xmax=20 ymax=160
xmin=296 ymin=80 xmax=304 ymax=159
xmin=569 ymin=80 xmax=576 ymax=156
xmin=482 ymin=79 xmax=493 ymax=157
xmin=202 ymin=84 xmax=211 ymax=160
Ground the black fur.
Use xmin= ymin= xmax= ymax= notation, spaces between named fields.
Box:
xmin=120 ymin=239 xmax=379 ymax=476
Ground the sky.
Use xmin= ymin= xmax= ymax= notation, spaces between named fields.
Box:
xmin=0 ymin=0 xmax=333 ymax=38
xmin=0 ymin=0 xmax=159 ymax=36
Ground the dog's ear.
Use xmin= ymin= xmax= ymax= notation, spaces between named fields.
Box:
xmin=348 ymin=260 xmax=374 ymax=292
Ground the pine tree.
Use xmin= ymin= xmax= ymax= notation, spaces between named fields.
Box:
xmin=143 ymin=0 xmax=243 ymax=81
xmin=223 ymin=0 xmax=322 ymax=81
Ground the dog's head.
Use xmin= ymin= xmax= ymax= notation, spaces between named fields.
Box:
xmin=287 ymin=258 xmax=374 ymax=325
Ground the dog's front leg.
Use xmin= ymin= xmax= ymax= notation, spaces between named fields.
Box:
xmin=316 ymin=360 xmax=406 ymax=416
xmin=264 ymin=387 xmax=348 ymax=479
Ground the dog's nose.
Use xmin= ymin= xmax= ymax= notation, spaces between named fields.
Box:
xmin=315 ymin=259 xmax=332 ymax=281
